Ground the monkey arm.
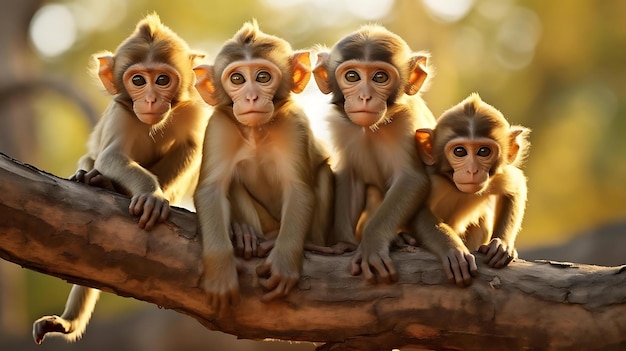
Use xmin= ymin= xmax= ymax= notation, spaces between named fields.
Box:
xmin=256 ymin=179 xmax=313 ymax=301
xmin=413 ymin=207 xmax=478 ymax=286
xmin=332 ymin=166 xmax=364 ymax=245
xmin=491 ymin=167 xmax=528 ymax=248
xmin=361 ymin=168 xmax=429 ymax=245
xmin=94 ymin=144 xmax=162 ymax=197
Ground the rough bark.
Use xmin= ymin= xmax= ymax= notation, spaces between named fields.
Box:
xmin=0 ymin=153 xmax=624 ymax=351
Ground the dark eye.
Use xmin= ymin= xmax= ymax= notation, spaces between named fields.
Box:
xmin=131 ymin=75 xmax=146 ymax=86
xmin=477 ymin=147 xmax=491 ymax=157
xmin=155 ymin=74 xmax=170 ymax=86
xmin=453 ymin=146 xmax=467 ymax=157
xmin=372 ymin=71 xmax=388 ymax=83
xmin=230 ymin=73 xmax=245 ymax=85
xmin=256 ymin=71 xmax=271 ymax=83
xmin=345 ymin=70 xmax=360 ymax=82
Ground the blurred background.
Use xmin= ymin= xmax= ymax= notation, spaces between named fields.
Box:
xmin=0 ymin=0 xmax=624 ymax=350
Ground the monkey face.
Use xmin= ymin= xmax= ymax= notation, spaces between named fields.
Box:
xmin=335 ymin=60 xmax=400 ymax=128
xmin=444 ymin=137 xmax=500 ymax=194
xmin=220 ymin=59 xmax=283 ymax=127
xmin=122 ymin=63 xmax=181 ymax=125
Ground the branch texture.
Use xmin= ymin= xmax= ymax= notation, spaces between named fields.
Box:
xmin=0 ymin=153 xmax=624 ymax=351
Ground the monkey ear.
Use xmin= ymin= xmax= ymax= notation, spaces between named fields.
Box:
xmin=507 ymin=126 xmax=531 ymax=164
xmin=96 ymin=55 xmax=119 ymax=95
xmin=415 ymin=128 xmax=436 ymax=165
xmin=405 ymin=55 xmax=429 ymax=96
xmin=313 ymin=52 xmax=332 ymax=95
xmin=291 ymin=51 xmax=312 ymax=94
xmin=193 ymin=65 xmax=219 ymax=106
xmin=189 ymin=52 xmax=206 ymax=66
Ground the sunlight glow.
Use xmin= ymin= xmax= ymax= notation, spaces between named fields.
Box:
xmin=29 ymin=4 xmax=77 ymax=58
xmin=262 ymin=0 xmax=393 ymax=21
xmin=421 ymin=0 xmax=474 ymax=23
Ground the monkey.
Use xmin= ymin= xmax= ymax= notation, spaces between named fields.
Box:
xmin=413 ymin=93 xmax=530 ymax=287
xmin=313 ymin=25 xmax=436 ymax=284
xmin=32 ymin=14 xmax=209 ymax=344
xmin=193 ymin=21 xmax=333 ymax=314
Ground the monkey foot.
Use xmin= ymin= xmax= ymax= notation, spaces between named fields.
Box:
xmin=32 ymin=315 xmax=71 ymax=344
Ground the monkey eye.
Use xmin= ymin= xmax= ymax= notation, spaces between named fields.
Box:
xmin=372 ymin=71 xmax=389 ymax=83
xmin=131 ymin=75 xmax=147 ymax=86
xmin=155 ymin=74 xmax=170 ymax=86
xmin=256 ymin=71 xmax=271 ymax=83
xmin=230 ymin=73 xmax=246 ymax=85
xmin=477 ymin=146 xmax=492 ymax=157
xmin=345 ymin=70 xmax=361 ymax=82
xmin=453 ymin=146 xmax=468 ymax=157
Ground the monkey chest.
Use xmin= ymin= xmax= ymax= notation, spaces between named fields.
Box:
xmin=429 ymin=188 xmax=496 ymax=232
xmin=233 ymin=155 xmax=284 ymax=215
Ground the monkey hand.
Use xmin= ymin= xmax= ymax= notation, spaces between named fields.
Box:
xmin=32 ymin=315 xmax=71 ymax=344
xmin=231 ymin=222 xmax=265 ymax=259
xmin=70 ymin=169 xmax=116 ymax=191
xmin=201 ymin=253 xmax=241 ymax=316
xmin=129 ymin=191 xmax=170 ymax=231
xmin=442 ymin=247 xmax=478 ymax=287
xmin=256 ymin=250 xmax=301 ymax=302
xmin=478 ymin=238 xmax=518 ymax=268
xmin=350 ymin=241 xmax=398 ymax=284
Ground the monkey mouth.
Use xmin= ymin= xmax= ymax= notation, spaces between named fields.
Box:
xmin=138 ymin=113 xmax=167 ymax=125
xmin=347 ymin=111 xmax=385 ymax=128
xmin=456 ymin=182 xmax=487 ymax=194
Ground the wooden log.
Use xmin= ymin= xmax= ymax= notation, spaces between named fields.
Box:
xmin=0 ymin=153 xmax=624 ymax=351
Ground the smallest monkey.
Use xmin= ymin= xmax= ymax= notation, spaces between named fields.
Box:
xmin=413 ymin=93 xmax=530 ymax=286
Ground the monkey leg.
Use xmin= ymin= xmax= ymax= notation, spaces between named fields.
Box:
xmin=32 ymin=285 xmax=100 ymax=344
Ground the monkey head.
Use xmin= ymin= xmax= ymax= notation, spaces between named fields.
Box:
xmin=313 ymin=25 xmax=430 ymax=130
xmin=416 ymin=93 xmax=530 ymax=194
xmin=194 ymin=21 xmax=311 ymax=128
xmin=94 ymin=14 xmax=203 ymax=127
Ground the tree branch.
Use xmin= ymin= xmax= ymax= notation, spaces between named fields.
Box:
xmin=0 ymin=153 xmax=624 ymax=351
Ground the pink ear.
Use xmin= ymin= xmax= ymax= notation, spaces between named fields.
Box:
xmin=313 ymin=52 xmax=332 ymax=95
xmin=97 ymin=55 xmax=118 ymax=95
xmin=193 ymin=65 xmax=219 ymax=106
xmin=406 ymin=55 xmax=428 ymax=96
xmin=415 ymin=128 xmax=436 ymax=165
xmin=507 ymin=126 xmax=530 ymax=164
xmin=291 ymin=51 xmax=311 ymax=94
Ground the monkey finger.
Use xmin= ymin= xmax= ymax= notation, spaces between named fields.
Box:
xmin=129 ymin=195 xmax=146 ymax=216
xmin=447 ymin=256 xmax=464 ymax=287
xmin=466 ymin=253 xmax=478 ymax=276
xmin=398 ymin=232 xmax=417 ymax=246
xmin=257 ymin=240 xmax=275 ymax=258
xmin=255 ymin=261 xmax=271 ymax=279
xmin=493 ymin=251 xmax=513 ymax=268
xmin=250 ymin=232 xmax=258 ymax=258
xmin=70 ymin=169 xmax=87 ymax=182
xmin=382 ymin=257 xmax=399 ymax=283
xmin=159 ymin=202 xmax=170 ymax=222
xmin=350 ymin=252 xmax=363 ymax=276
xmin=488 ymin=249 xmax=507 ymax=268
xmin=443 ymin=260 xmax=456 ymax=284
xmin=259 ymin=273 xmax=281 ymax=292
xmin=260 ymin=281 xmax=289 ymax=302
xmin=232 ymin=223 xmax=245 ymax=257
xmin=143 ymin=208 xmax=161 ymax=231
xmin=243 ymin=230 xmax=253 ymax=259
